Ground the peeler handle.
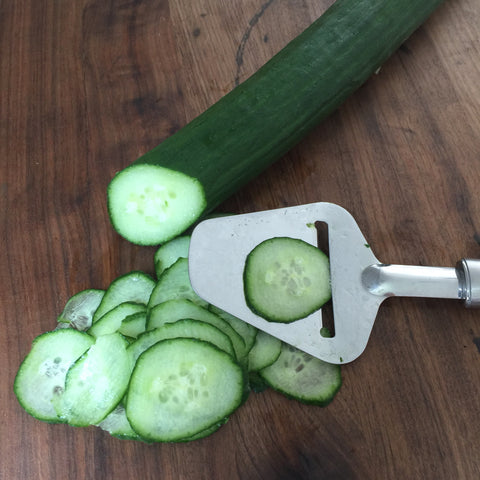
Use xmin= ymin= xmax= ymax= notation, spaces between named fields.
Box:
xmin=362 ymin=258 xmax=480 ymax=307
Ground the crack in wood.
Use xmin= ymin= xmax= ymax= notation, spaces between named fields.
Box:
xmin=234 ymin=0 xmax=276 ymax=87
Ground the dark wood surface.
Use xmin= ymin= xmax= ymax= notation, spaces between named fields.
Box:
xmin=2 ymin=1 xmax=480 ymax=478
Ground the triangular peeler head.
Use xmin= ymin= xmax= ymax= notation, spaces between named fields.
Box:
xmin=189 ymin=202 xmax=382 ymax=364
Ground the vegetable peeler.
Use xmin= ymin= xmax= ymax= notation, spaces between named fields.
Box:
xmin=188 ymin=202 xmax=480 ymax=364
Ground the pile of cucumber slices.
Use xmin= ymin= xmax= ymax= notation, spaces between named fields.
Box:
xmin=14 ymin=235 xmax=342 ymax=443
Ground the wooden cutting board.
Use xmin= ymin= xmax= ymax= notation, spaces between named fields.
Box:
xmin=2 ymin=1 xmax=480 ymax=478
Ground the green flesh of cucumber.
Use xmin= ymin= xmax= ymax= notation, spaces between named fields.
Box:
xmin=93 ymin=271 xmax=155 ymax=323
xmin=260 ymin=343 xmax=342 ymax=406
xmin=244 ymin=237 xmax=331 ymax=323
xmin=154 ymin=235 xmax=191 ymax=278
xmin=126 ymin=338 xmax=245 ymax=442
xmin=147 ymin=299 xmax=246 ymax=361
xmin=128 ymin=319 xmax=236 ymax=364
xmin=13 ymin=330 xmax=95 ymax=423
xmin=147 ymin=258 xmax=208 ymax=311
xmin=108 ymin=165 xmax=206 ymax=246
xmin=247 ymin=330 xmax=282 ymax=372
xmin=54 ymin=333 xmax=132 ymax=427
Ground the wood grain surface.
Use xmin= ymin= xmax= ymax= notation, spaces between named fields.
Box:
xmin=2 ymin=0 xmax=480 ymax=478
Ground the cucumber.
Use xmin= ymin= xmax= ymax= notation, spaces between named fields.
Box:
xmin=127 ymin=319 xmax=236 ymax=364
xmin=259 ymin=343 xmax=342 ymax=406
xmin=147 ymin=258 xmax=208 ymax=311
xmin=209 ymin=305 xmax=258 ymax=353
xmin=88 ymin=302 xmax=146 ymax=338
xmin=107 ymin=0 xmax=444 ymax=246
xmin=147 ymin=299 xmax=246 ymax=361
xmin=14 ymin=330 xmax=95 ymax=422
xmin=54 ymin=333 xmax=132 ymax=427
xmin=244 ymin=237 xmax=331 ymax=323
xmin=126 ymin=338 xmax=245 ymax=442
xmin=178 ymin=419 xmax=228 ymax=442
xmin=118 ymin=311 xmax=147 ymax=339
xmin=154 ymin=235 xmax=191 ymax=278
xmin=247 ymin=330 xmax=282 ymax=372
xmin=93 ymin=271 xmax=155 ymax=322
xmin=57 ymin=289 xmax=105 ymax=331
xmin=248 ymin=371 xmax=269 ymax=393
xmin=97 ymin=404 xmax=143 ymax=441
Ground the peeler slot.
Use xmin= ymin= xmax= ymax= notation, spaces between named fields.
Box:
xmin=314 ymin=221 xmax=335 ymax=337
xmin=314 ymin=221 xmax=329 ymax=256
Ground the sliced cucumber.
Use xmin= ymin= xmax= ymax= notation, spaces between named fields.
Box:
xmin=248 ymin=371 xmax=269 ymax=393
xmin=118 ymin=311 xmax=147 ymax=339
xmin=126 ymin=338 xmax=245 ymax=442
xmin=247 ymin=330 xmax=282 ymax=372
xmin=14 ymin=330 xmax=95 ymax=422
xmin=148 ymin=258 xmax=208 ymax=311
xmin=108 ymin=164 xmax=206 ymax=246
xmin=259 ymin=343 xmax=341 ymax=406
xmin=54 ymin=333 xmax=132 ymax=427
xmin=93 ymin=271 xmax=155 ymax=323
xmin=178 ymin=418 xmax=228 ymax=442
xmin=97 ymin=404 xmax=143 ymax=441
xmin=244 ymin=237 xmax=331 ymax=323
xmin=147 ymin=299 xmax=246 ymax=361
xmin=209 ymin=305 xmax=258 ymax=353
xmin=154 ymin=235 xmax=191 ymax=278
xmin=57 ymin=289 xmax=105 ymax=331
xmin=88 ymin=302 xmax=146 ymax=338
xmin=128 ymin=319 xmax=236 ymax=364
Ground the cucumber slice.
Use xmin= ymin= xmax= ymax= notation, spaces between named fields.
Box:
xmin=14 ymin=330 xmax=95 ymax=422
xmin=244 ymin=237 xmax=331 ymax=323
xmin=178 ymin=418 xmax=228 ymax=442
xmin=57 ymin=289 xmax=105 ymax=331
xmin=154 ymin=235 xmax=191 ymax=278
xmin=97 ymin=404 xmax=143 ymax=441
xmin=126 ymin=338 xmax=245 ymax=442
xmin=259 ymin=343 xmax=341 ymax=406
xmin=118 ymin=311 xmax=147 ymax=339
xmin=108 ymin=164 xmax=206 ymax=246
xmin=148 ymin=258 xmax=208 ymax=311
xmin=209 ymin=305 xmax=258 ymax=353
xmin=54 ymin=333 xmax=132 ymax=426
xmin=247 ymin=330 xmax=282 ymax=372
xmin=128 ymin=319 xmax=236 ymax=364
xmin=147 ymin=299 xmax=246 ymax=361
xmin=248 ymin=371 xmax=269 ymax=393
xmin=88 ymin=302 xmax=146 ymax=338
xmin=93 ymin=271 xmax=155 ymax=323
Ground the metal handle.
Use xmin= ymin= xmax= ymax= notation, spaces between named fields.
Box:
xmin=362 ymin=258 xmax=480 ymax=307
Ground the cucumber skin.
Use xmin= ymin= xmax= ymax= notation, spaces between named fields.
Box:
xmin=132 ymin=0 xmax=444 ymax=214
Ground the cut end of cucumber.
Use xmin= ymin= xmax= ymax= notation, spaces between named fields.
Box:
xmin=108 ymin=164 xmax=207 ymax=246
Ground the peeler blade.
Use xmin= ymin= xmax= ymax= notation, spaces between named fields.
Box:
xmin=189 ymin=202 xmax=382 ymax=364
